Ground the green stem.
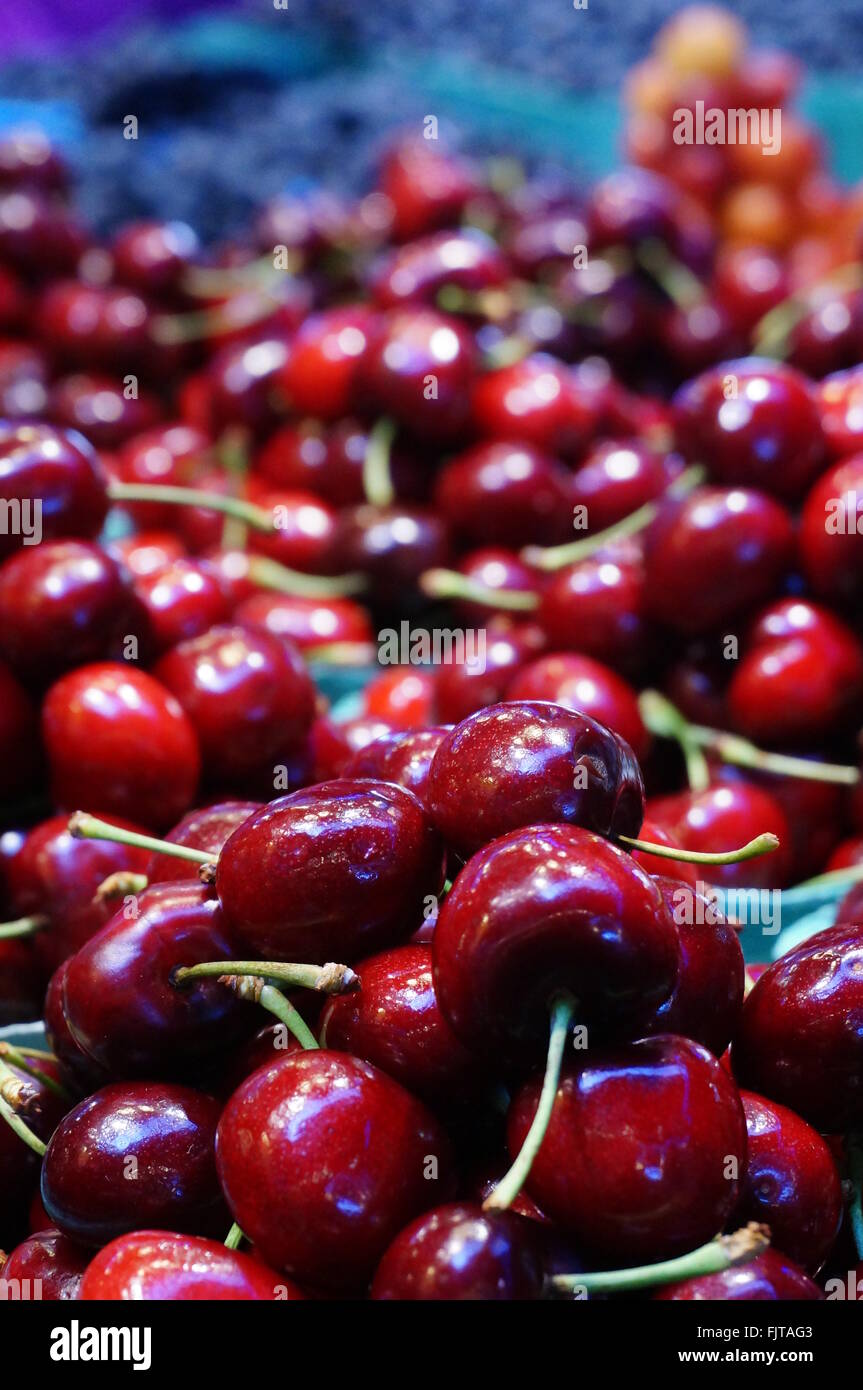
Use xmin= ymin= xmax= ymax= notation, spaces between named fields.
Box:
xmin=108 ymin=483 xmax=275 ymax=534
xmin=550 ymin=1224 xmax=770 ymax=1296
xmin=246 ymin=555 xmax=367 ymax=598
xmin=634 ymin=237 xmax=706 ymax=310
xmin=0 ymin=915 xmax=47 ymax=940
xmin=0 ymin=1044 xmax=71 ymax=1102
xmin=0 ymin=1093 xmax=47 ymax=1157
xmin=69 ymin=813 xmax=217 ymax=865
xmin=304 ymin=641 xmax=377 ymax=666
xmin=483 ymin=993 xmax=576 ymax=1212
xmin=224 ymin=1222 xmax=246 ymax=1251
xmin=173 ymin=960 xmax=358 ymax=994
xmin=363 ymin=418 xmax=397 ymax=509
xmin=618 ymin=832 xmax=779 ymax=866
xmin=419 ymin=567 xmax=539 ymax=611
xmin=258 ymin=986 xmax=319 ymax=1051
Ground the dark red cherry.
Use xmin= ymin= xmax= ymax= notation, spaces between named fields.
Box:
xmin=0 ymin=339 xmax=50 ymax=418
xmin=664 ymin=643 xmax=730 ymax=728
xmin=0 ymin=422 xmax=108 ymax=560
xmin=0 ymin=129 xmax=67 ymax=193
xmin=234 ymin=590 xmax=373 ymax=654
xmin=109 ymin=529 xmax=186 ymax=577
xmin=712 ymin=245 xmax=789 ymax=337
xmin=426 ymin=701 xmax=644 ymax=861
xmin=733 ymin=1091 xmax=842 ymax=1274
xmin=7 ymin=812 xmax=150 ymax=971
xmin=642 ymin=877 xmax=744 ymax=1056
xmin=817 ymin=365 xmax=863 ymax=459
xmin=41 ymin=662 xmax=200 ymax=831
xmin=732 ymin=923 xmax=863 ymax=1131
xmin=216 ymin=1050 xmax=454 ymax=1291
xmin=50 ymin=372 xmax=162 ymax=451
xmin=371 ymin=228 xmax=508 ymax=309
xmin=648 ymin=780 xmax=791 ymax=890
xmin=836 ymin=881 xmax=863 ymax=925
xmin=673 ymin=358 xmax=825 ymax=501
xmin=0 ymin=189 xmax=86 ymax=275
xmin=0 ymin=540 xmax=147 ymax=683
xmin=342 ymin=727 xmax=448 ymax=810
xmin=79 ymin=1231 xmax=301 ymax=1301
xmin=154 ymin=625 xmax=314 ymax=792
xmin=643 ymin=486 xmax=794 ymax=634
xmin=35 ymin=280 xmax=155 ymax=375
xmin=41 ymin=1082 xmax=224 ymax=1247
xmin=114 ymin=423 xmax=210 ymax=529
xmin=246 ymin=487 xmax=337 ymax=574
xmin=828 ymin=835 xmax=863 ymax=874
xmin=146 ymin=801 xmax=259 ymax=886
xmin=507 ymin=1035 xmax=746 ymax=1263
xmin=506 ymin=653 xmax=649 ymax=761
xmin=319 ymin=944 xmax=485 ymax=1105
xmin=445 ymin=547 xmax=539 ymax=624
xmin=132 ymin=557 xmax=230 ymax=653
xmin=472 ymin=355 xmax=596 ymax=459
xmin=280 ymin=305 xmax=374 ymax=419
xmin=206 ymin=336 xmax=289 ymax=437
xmin=433 ymin=823 xmax=677 ymax=1066
xmin=434 ymin=622 xmax=543 ymax=724
xmin=2 ymin=1228 xmax=89 ymax=1300
xmin=111 ymin=219 xmax=200 ymax=298
xmin=379 ymin=141 xmax=479 ymax=241
xmin=433 ymin=441 xmax=573 ymax=548
xmin=360 ymin=308 xmax=476 ymax=440
xmin=800 ymin=455 xmax=863 ymax=604
xmin=629 ymin=818 xmax=698 ymax=887
xmin=728 ymin=599 xmax=863 ymax=744
xmin=61 ymin=881 xmax=253 ymax=1080
xmin=0 ymin=1059 xmax=68 ymax=1247
xmin=0 ymin=661 xmax=41 ymax=800
xmin=253 ymin=419 xmax=330 ymax=493
xmin=216 ymin=779 xmax=444 ymax=962
xmin=654 ymin=1249 xmax=822 ymax=1301
xmin=586 ymin=166 xmax=684 ymax=251
xmin=335 ymin=503 xmax=450 ymax=604
xmin=44 ymin=960 xmax=110 ymax=1093
xmin=370 ymin=1203 xmax=544 ymax=1301
xmin=361 ymin=668 xmax=438 ymax=730
xmin=569 ymin=439 xmax=683 ymax=533
xmin=538 ymin=545 xmax=652 ymax=677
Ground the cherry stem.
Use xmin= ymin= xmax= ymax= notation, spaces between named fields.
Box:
xmin=108 ymin=482 xmax=275 ymax=534
xmin=303 ymin=641 xmax=378 ymax=666
xmin=639 ymin=689 xmax=860 ymax=787
xmin=0 ymin=1093 xmax=46 ymax=1157
xmin=752 ymin=261 xmax=863 ymax=360
xmin=258 ymin=985 xmax=319 ymax=1050
xmin=224 ymin=1222 xmax=246 ymax=1251
xmin=0 ymin=915 xmax=47 ymax=940
xmin=483 ymin=991 xmax=577 ymax=1213
xmin=363 ymin=417 xmax=397 ymax=509
xmin=419 ymin=567 xmax=539 ymax=611
xmin=521 ymin=466 xmax=704 ymax=572
xmin=69 ymin=812 xmax=217 ymax=866
xmin=94 ymin=872 xmax=149 ymax=905
xmin=0 ymin=1044 xmax=70 ymax=1102
xmin=173 ymin=959 xmax=359 ymax=994
xmin=848 ymin=1139 xmax=863 ymax=1262
xmin=550 ymin=1223 xmax=770 ymax=1296
xmin=618 ymin=830 xmax=779 ymax=866
xmin=634 ymin=237 xmax=706 ymax=311
xmin=246 ymin=554 xmax=367 ymax=598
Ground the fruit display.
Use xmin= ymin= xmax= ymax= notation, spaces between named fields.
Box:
xmin=3 ymin=4 xmax=863 ymax=1312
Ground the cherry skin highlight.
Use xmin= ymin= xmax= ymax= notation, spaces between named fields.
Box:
xmin=370 ymin=1203 xmax=545 ymax=1301
xmin=79 ymin=1231 xmax=304 ymax=1301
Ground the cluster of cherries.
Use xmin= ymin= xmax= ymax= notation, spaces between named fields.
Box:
xmin=1 ymin=3 xmax=863 ymax=1301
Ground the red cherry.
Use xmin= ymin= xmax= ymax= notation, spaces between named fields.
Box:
xmin=426 ymin=701 xmax=644 ymax=861
xmin=569 ymin=439 xmax=684 ymax=532
xmin=647 ymin=780 xmax=791 ymax=890
xmin=0 ymin=129 xmax=68 ymax=193
xmin=506 ymin=653 xmax=649 ymax=761
xmin=538 ymin=545 xmax=652 ymax=677
xmin=335 ymin=502 xmax=450 ymax=604
xmin=0 ymin=189 xmax=86 ymax=276
xmin=0 ymin=422 xmax=108 ymax=560
xmin=472 ymin=355 xmax=596 ymax=459
xmin=2 ymin=1228 xmax=89 ymax=1300
xmin=35 ymin=280 xmax=156 ymax=375
xmin=586 ymin=166 xmax=685 ymax=252
xmin=246 ymin=486 xmax=338 ymax=574
xmin=800 ymin=455 xmax=863 ymax=604
xmin=42 ymin=662 xmax=200 ymax=831
xmin=50 ymin=372 xmax=162 ymax=451
xmin=507 ymin=1036 xmax=746 ymax=1263
xmin=61 ymin=881 xmax=254 ymax=1079
xmin=253 ymin=420 xmax=332 ymax=494
xmin=146 ymin=801 xmax=260 ymax=885
xmin=154 ymin=625 xmax=315 ymax=792
xmin=132 ymin=557 xmax=230 ymax=653
xmin=433 ymin=823 xmax=677 ymax=1065
xmin=206 ymin=336 xmax=289 ymax=437
xmin=215 ymin=1050 xmax=455 ymax=1291
xmin=434 ymin=621 xmax=544 ymax=723
xmin=734 ymin=1091 xmax=842 ymax=1275
xmin=732 ymin=923 xmax=863 ymax=1131
xmin=0 ymin=1059 xmax=69 ymax=1247
xmin=79 ymin=1231 xmax=301 ymax=1301
xmin=433 ymin=441 xmax=573 ymax=548
xmin=712 ymin=245 xmax=790 ymax=336
xmin=41 ymin=1082 xmax=224 ymax=1246
xmin=215 ymin=779 xmax=445 ymax=962
xmin=109 ymin=529 xmax=186 ymax=577
xmin=654 ymin=1248 xmax=822 ymax=1301
xmin=44 ymin=960 xmax=111 ymax=1093
xmin=111 ymin=219 xmax=200 ymax=298
xmin=371 ymin=1203 xmax=545 ymax=1301
xmin=234 ymin=590 xmax=373 ymax=653
xmin=370 ymin=228 xmax=508 ymax=309
xmin=827 ymin=835 xmax=863 ymax=873
xmin=673 ymin=357 xmax=825 ymax=500
xmin=342 ymin=726 xmax=448 ymax=809
xmin=442 ymin=547 xmax=539 ymax=625
xmin=279 ymin=305 xmax=374 ymax=419
xmin=817 ymin=365 xmax=863 ymax=459
xmin=0 ymin=339 xmax=49 ymax=418
xmin=360 ymin=668 xmax=437 ymax=730
xmin=114 ymin=423 xmax=210 ymax=529
xmin=360 ymin=308 xmax=476 ymax=440
xmin=379 ymin=142 xmax=479 ymax=242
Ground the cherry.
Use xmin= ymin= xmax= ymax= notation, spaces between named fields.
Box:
xmin=569 ymin=439 xmax=683 ymax=533
xmin=342 ymin=727 xmax=448 ymax=809
xmin=44 ymin=960 xmax=110 ymax=1093
xmin=426 ymin=701 xmax=644 ymax=861
xmin=61 ymin=881 xmax=253 ymax=1080
xmin=642 ymin=486 xmax=794 ymax=634
xmin=435 ymin=547 xmax=539 ymax=624
xmin=0 ymin=1058 xmax=67 ymax=1246
xmin=654 ymin=1249 xmax=822 ymax=1301
xmin=733 ymin=1091 xmax=842 ymax=1275
xmin=728 ymin=599 xmax=863 ymax=745
xmin=371 ymin=227 xmax=508 ymax=310
xmin=434 ymin=621 xmax=544 ymax=724
xmin=246 ymin=486 xmax=338 ymax=574
xmin=0 ymin=937 xmax=45 ymax=1025
xmin=642 ymin=876 xmax=744 ymax=1056
xmin=35 ymin=280 xmax=156 ymax=376
xmin=0 ymin=189 xmax=86 ymax=277
xmin=234 ymin=589 xmax=373 ymax=655
xmin=111 ymin=219 xmax=200 ymax=299
xmin=6 ymin=811 xmax=150 ymax=971
xmin=629 ymin=819 xmax=698 ymax=887
xmin=109 ymin=529 xmax=186 ymax=577
xmin=472 ymin=355 xmax=596 ymax=459
xmin=379 ymin=141 xmax=479 ymax=242
xmin=114 ymin=423 xmax=210 ymax=529
xmin=361 ymin=668 xmax=438 ymax=730
xmin=279 ymin=305 xmax=375 ymax=419
xmin=800 ymin=455 xmax=863 ymax=604
xmin=216 ymin=779 xmax=444 ymax=962
xmin=79 ymin=1231 xmax=302 ymax=1301
xmin=538 ymin=545 xmax=652 ymax=677
xmin=254 ymin=419 xmax=330 ymax=493
xmin=673 ymin=358 xmax=825 ymax=501
xmin=146 ymin=801 xmax=260 ymax=886
xmin=828 ymin=835 xmax=863 ymax=874
xmin=0 ymin=129 xmax=68 ymax=193
xmin=711 ymin=245 xmax=790 ymax=337
xmin=836 ymin=881 xmax=863 ymax=925
xmin=433 ymin=441 xmax=573 ymax=548
xmin=506 ymin=653 xmax=649 ymax=761
xmin=716 ymin=759 xmax=846 ymax=882
xmin=206 ymin=336 xmax=289 ymax=437
xmin=41 ymin=662 xmax=200 ymax=831
xmin=1 ymin=1228 xmax=89 ymax=1300
xmin=647 ymin=780 xmax=791 ymax=890
xmin=360 ymin=308 xmax=476 ymax=440
xmin=0 ymin=339 xmax=50 ymax=418
xmin=334 ymin=502 xmax=450 ymax=605
xmin=132 ymin=557 xmax=230 ymax=653
xmin=433 ymin=823 xmax=677 ymax=1066
xmin=41 ymin=1081 xmax=224 ymax=1246
xmin=0 ymin=540 xmax=148 ymax=683
xmin=732 ymin=923 xmax=863 ymax=1132
xmin=49 ymin=372 xmax=162 ymax=451
xmin=0 ymin=661 xmax=41 ymax=801
xmin=370 ymin=1203 xmax=545 ymax=1301
xmin=503 ymin=205 xmax=589 ymax=280
xmin=0 ymin=422 xmax=108 ymax=561
xmin=507 ymin=1036 xmax=746 ymax=1263
xmin=319 ymin=944 xmax=486 ymax=1105
xmin=817 ymin=365 xmax=863 ymax=459
xmin=586 ymin=166 xmax=685 ymax=251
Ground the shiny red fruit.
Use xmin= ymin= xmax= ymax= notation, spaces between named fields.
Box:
xmin=654 ymin=1249 xmax=822 ymax=1301
xmin=506 ymin=653 xmax=648 ymax=761
xmin=371 ymin=1203 xmax=544 ymax=1301
xmin=79 ymin=1231 xmax=301 ymax=1301
xmin=0 ymin=422 xmax=108 ymax=560
xmin=2 ymin=1228 xmax=89 ymax=1301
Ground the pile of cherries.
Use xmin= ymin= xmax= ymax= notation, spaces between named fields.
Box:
xmin=2 ymin=4 xmax=863 ymax=1301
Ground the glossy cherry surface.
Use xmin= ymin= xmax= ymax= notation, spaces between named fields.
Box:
xmin=647 ymin=780 xmax=791 ymax=889
xmin=41 ymin=662 xmax=200 ymax=830
xmin=234 ymin=590 xmax=374 ymax=654
xmin=0 ymin=1060 xmax=68 ymax=1247
xmin=507 ymin=1035 xmax=746 ymax=1263
xmin=0 ymin=421 xmax=108 ymax=560
xmin=215 ymin=1050 xmax=454 ymax=1292
xmin=505 ymin=653 xmax=648 ymax=761
xmin=2 ymin=1228 xmax=89 ymax=1300
xmin=434 ymin=622 xmax=544 ymax=724
xmin=360 ymin=308 xmax=476 ymax=440
xmin=216 ymin=778 xmax=444 ymax=962
xmin=371 ymin=1203 xmax=545 ymax=1301
xmin=79 ymin=1231 xmax=303 ymax=1301
xmin=370 ymin=227 xmax=507 ymax=309
xmin=472 ymin=355 xmax=595 ymax=458
xmin=341 ymin=727 xmax=448 ymax=809
xmin=426 ymin=701 xmax=644 ymax=860
xmin=538 ymin=547 xmax=651 ymax=677
xmin=433 ymin=441 xmax=572 ymax=548
xmin=569 ymin=440 xmax=683 ymax=533
xmin=433 ymin=823 xmax=677 ymax=1065
xmin=654 ymin=1249 xmax=822 ymax=1301
xmin=132 ymin=557 xmax=230 ymax=653
xmin=280 ymin=305 xmax=374 ymax=419
xmin=41 ymin=1081 xmax=224 ymax=1247
xmin=146 ymin=800 xmax=260 ymax=885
